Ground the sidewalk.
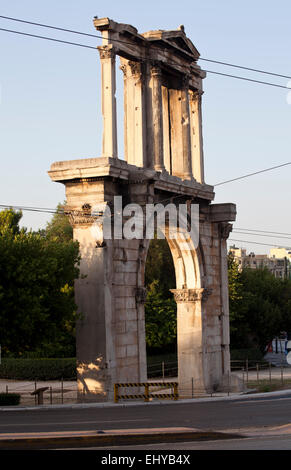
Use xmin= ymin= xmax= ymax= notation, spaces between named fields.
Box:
xmin=1 ymin=366 xmax=291 ymax=407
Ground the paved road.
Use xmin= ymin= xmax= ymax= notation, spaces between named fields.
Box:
xmin=88 ymin=434 xmax=291 ymax=450
xmin=1 ymin=393 xmax=291 ymax=436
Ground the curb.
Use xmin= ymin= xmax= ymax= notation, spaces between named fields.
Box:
xmin=1 ymin=389 xmax=291 ymax=412
xmin=0 ymin=429 xmax=246 ymax=450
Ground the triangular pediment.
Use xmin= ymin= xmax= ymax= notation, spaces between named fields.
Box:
xmin=142 ymin=28 xmax=200 ymax=60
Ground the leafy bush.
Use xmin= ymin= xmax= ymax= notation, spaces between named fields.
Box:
xmin=0 ymin=358 xmax=76 ymax=380
xmin=230 ymin=349 xmax=264 ymax=361
xmin=0 ymin=393 xmax=20 ymax=406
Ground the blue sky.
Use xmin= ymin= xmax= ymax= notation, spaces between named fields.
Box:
xmin=1 ymin=0 xmax=291 ymax=253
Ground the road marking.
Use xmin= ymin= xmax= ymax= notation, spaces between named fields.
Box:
xmin=232 ymin=397 xmax=291 ymax=405
xmin=0 ymin=418 xmax=151 ymax=428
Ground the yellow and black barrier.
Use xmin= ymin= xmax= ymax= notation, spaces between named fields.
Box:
xmin=114 ymin=382 xmax=178 ymax=403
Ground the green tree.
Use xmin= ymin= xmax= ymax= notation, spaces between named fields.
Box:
xmin=145 ymin=238 xmax=176 ymax=298
xmin=45 ymin=202 xmax=73 ymax=242
xmin=0 ymin=208 xmax=23 ymax=236
xmin=145 ymin=280 xmax=177 ymax=350
xmin=228 ymin=254 xmax=249 ymax=346
xmin=0 ymin=208 xmax=80 ymax=357
xmin=144 ymin=239 xmax=177 ymax=352
xmin=228 ymin=260 xmax=291 ymax=353
xmin=238 ymin=268 xmax=287 ymax=351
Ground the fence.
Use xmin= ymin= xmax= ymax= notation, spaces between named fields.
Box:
xmin=1 ymin=378 xmax=77 ymax=405
xmin=1 ymin=358 xmax=291 ymax=406
xmin=147 ymin=358 xmax=291 ymax=396
xmin=147 ymin=360 xmax=178 ymax=379
xmin=231 ymin=359 xmax=291 ymax=390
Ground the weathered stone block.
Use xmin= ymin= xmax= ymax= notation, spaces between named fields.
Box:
xmin=116 ymin=332 xmax=138 ymax=346
xmin=126 ymin=344 xmax=138 ymax=357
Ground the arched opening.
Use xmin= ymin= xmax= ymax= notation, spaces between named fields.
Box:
xmin=140 ymin=215 xmax=207 ymax=395
xmin=144 ymin=237 xmax=177 ymax=379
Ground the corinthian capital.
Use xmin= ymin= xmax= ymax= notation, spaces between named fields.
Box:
xmin=170 ymin=288 xmax=212 ymax=303
xmin=219 ymin=222 xmax=233 ymax=240
xmin=97 ymin=45 xmax=116 ymax=60
xmin=150 ymin=62 xmax=162 ymax=78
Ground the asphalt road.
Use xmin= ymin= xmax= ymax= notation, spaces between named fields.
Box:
xmin=87 ymin=435 xmax=291 ymax=450
xmin=1 ymin=393 xmax=291 ymax=435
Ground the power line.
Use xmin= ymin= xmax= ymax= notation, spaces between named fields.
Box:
xmin=2 ymin=204 xmax=291 ymax=250
xmin=0 ymin=204 xmax=58 ymax=215
xmin=214 ymin=161 xmax=291 ymax=186
xmin=0 ymin=23 xmax=290 ymax=90
xmin=229 ymin=238 xmax=291 ymax=249
xmin=201 ymin=69 xmax=290 ymax=90
xmin=0 ymin=14 xmax=100 ymax=39
xmin=233 ymin=230 xmax=291 ymax=241
xmin=199 ymin=57 xmax=291 ymax=80
xmin=1 ymin=14 xmax=291 ymax=81
xmin=0 ymin=27 xmax=97 ymax=50
xmin=234 ymin=227 xmax=291 ymax=237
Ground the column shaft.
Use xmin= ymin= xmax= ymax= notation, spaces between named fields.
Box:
xmin=181 ymin=77 xmax=193 ymax=180
xmin=189 ymin=90 xmax=205 ymax=184
xmin=98 ymin=45 xmax=118 ymax=158
xmin=150 ymin=66 xmax=165 ymax=171
xmin=121 ymin=59 xmax=146 ymax=167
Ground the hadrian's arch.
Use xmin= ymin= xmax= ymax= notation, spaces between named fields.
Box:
xmin=48 ymin=17 xmax=240 ymax=401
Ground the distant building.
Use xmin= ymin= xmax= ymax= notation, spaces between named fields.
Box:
xmin=229 ymin=245 xmax=291 ymax=279
xmin=269 ymin=247 xmax=291 ymax=261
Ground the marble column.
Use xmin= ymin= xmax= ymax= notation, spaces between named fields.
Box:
xmin=189 ymin=90 xmax=205 ymax=184
xmin=171 ymin=287 xmax=209 ymax=394
xmin=180 ymin=76 xmax=193 ymax=180
xmin=98 ymin=45 xmax=118 ymax=158
xmin=120 ymin=59 xmax=146 ymax=167
xmin=150 ymin=64 xmax=165 ymax=172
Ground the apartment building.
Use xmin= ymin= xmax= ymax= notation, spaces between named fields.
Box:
xmin=229 ymin=246 xmax=291 ymax=279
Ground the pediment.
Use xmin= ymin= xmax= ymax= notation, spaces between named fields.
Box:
xmin=142 ymin=28 xmax=200 ymax=60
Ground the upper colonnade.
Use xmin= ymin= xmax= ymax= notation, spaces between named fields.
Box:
xmin=94 ymin=17 xmax=206 ymax=184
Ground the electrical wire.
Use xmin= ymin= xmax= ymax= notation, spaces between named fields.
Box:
xmin=229 ymin=238 xmax=291 ymax=249
xmin=0 ymin=14 xmax=101 ymax=39
xmin=214 ymin=161 xmax=291 ymax=186
xmin=2 ymin=204 xmax=291 ymax=252
xmin=0 ymin=27 xmax=97 ymax=50
xmin=233 ymin=228 xmax=291 ymax=237
xmin=1 ymin=19 xmax=291 ymax=241
xmin=200 ymin=69 xmax=290 ymax=90
xmin=232 ymin=230 xmax=291 ymax=241
xmin=1 ymin=14 xmax=291 ymax=81
xmin=198 ymin=57 xmax=291 ymax=80
xmin=0 ymin=24 xmax=290 ymax=90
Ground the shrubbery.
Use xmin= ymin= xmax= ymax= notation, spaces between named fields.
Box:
xmin=0 ymin=393 xmax=20 ymax=406
xmin=0 ymin=358 xmax=76 ymax=380
xmin=230 ymin=349 xmax=264 ymax=361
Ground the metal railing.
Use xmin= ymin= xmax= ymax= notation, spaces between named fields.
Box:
xmin=1 ymin=378 xmax=76 ymax=405
xmin=2 ymin=357 xmax=291 ymax=406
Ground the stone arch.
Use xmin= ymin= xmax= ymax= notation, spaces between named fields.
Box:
xmin=140 ymin=215 xmax=209 ymax=395
xmin=48 ymin=16 xmax=240 ymax=401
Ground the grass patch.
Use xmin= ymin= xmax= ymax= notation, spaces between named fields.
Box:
xmin=247 ymin=379 xmax=291 ymax=393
